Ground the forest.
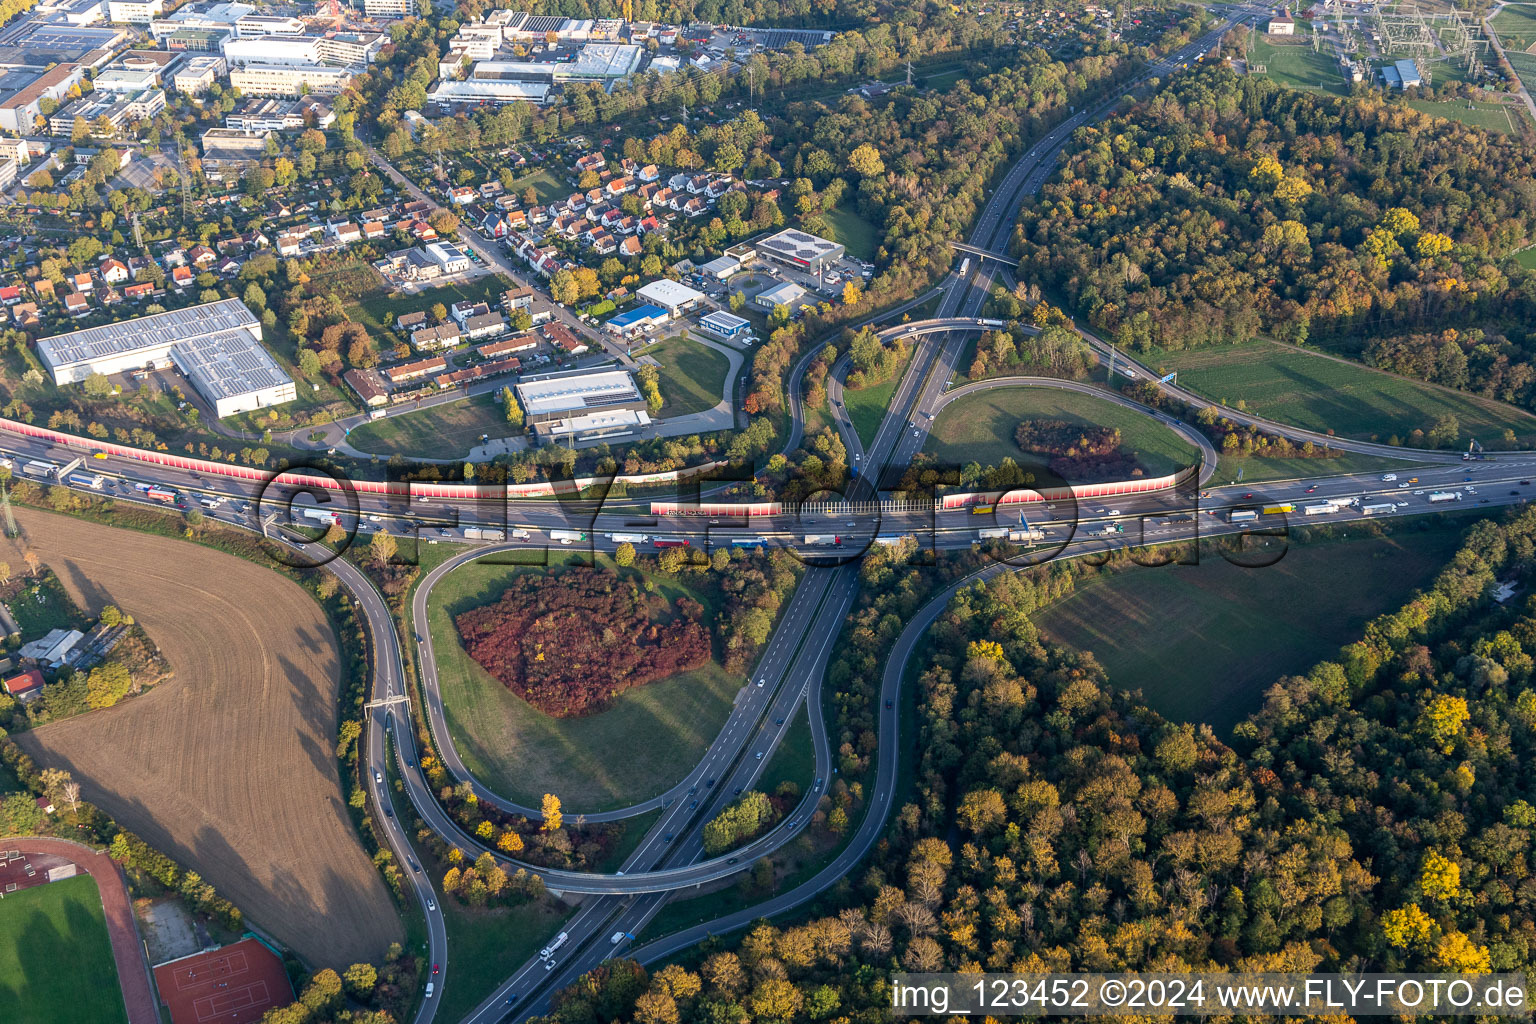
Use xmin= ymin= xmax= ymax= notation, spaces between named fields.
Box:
xmin=454 ymin=568 xmax=712 ymax=717
xmin=533 ymin=508 xmax=1536 ymax=1024
xmin=1016 ymin=63 xmax=1536 ymax=410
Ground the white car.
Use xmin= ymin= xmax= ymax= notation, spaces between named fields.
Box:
xmin=374 ymin=770 xmax=383 ymax=784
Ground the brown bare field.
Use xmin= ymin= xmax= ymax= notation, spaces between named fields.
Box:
xmin=5 ymin=508 xmax=402 ymax=967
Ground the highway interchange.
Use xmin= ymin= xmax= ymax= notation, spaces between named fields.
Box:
xmin=8 ymin=6 xmax=1536 ymax=1021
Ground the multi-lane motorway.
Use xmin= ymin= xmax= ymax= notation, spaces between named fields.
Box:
xmin=10 ymin=6 xmax=1528 ymax=1021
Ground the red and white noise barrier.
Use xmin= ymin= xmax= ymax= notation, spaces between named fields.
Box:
xmin=0 ymin=417 xmax=723 ymax=499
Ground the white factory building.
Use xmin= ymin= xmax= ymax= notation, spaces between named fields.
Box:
xmin=636 ymin=278 xmax=706 ymax=315
xmin=516 ymin=369 xmax=651 ymax=441
xmin=38 ymin=299 xmax=296 ymax=418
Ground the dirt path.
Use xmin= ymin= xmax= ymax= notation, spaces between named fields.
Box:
xmin=2 ymin=836 xmax=158 ymax=1024
xmin=5 ymin=509 xmax=402 ymax=967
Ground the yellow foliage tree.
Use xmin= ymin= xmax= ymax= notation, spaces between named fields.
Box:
xmin=1434 ymin=930 xmax=1492 ymax=973
xmin=966 ymin=639 xmax=1007 ymax=663
xmin=1420 ymin=850 xmax=1461 ymax=901
xmin=1423 ymin=695 xmax=1470 ymax=753
xmin=497 ymin=830 xmax=525 ymax=854
xmin=1381 ymin=903 xmax=1434 ymax=949
xmin=542 ymin=793 xmax=563 ymax=831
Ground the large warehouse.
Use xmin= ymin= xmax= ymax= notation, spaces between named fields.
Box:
xmin=38 ymin=298 xmax=296 ymax=418
xmin=753 ymin=228 xmax=845 ymax=270
xmin=635 ymin=278 xmax=705 ymax=315
xmin=516 ymin=369 xmax=651 ymax=441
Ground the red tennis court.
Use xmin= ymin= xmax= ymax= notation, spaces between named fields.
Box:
xmin=153 ymin=938 xmax=294 ymax=1024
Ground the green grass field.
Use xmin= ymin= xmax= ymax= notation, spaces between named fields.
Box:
xmin=8 ymin=572 xmax=88 ymax=639
xmin=758 ymin=707 xmax=814 ymax=797
xmin=438 ymin=894 xmax=567 ymax=1022
xmin=644 ymin=336 xmax=731 ymax=416
xmin=1404 ymin=97 xmax=1522 ymax=135
xmin=843 ymin=346 xmax=915 ymax=450
xmin=1036 ymin=522 xmax=1471 ymax=735
xmin=346 ymin=390 xmax=518 ymax=459
xmin=1246 ymin=32 xmax=1347 ymax=94
xmin=504 ymin=168 xmax=570 ymax=206
xmin=1213 ymin=450 xmax=1416 ymax=485
xmin=425 ymin=556 xmax=746 ymax=810
xmin=1493 ymin=3 xmax=1536 ymax=50
xmin=924 ymin=388 xmax=1202 ymax=476
xmin=1145 ymin=340 xmax=1536 ymax=446
xmin=0 ymin=874 xmax=127 ymax=1024
xmin=350 ymin=276 xmax=512 ymax=341
xmin=819 ymin=207 xmax=879 ymax=262
xmin=1516 ymin=246 xmax=1536 ymax=270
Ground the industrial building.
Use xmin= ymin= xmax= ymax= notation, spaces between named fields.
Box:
xmin=200 ymin=127 xmax=274 ymax=171
xmin=37 ymin=298 xmax=296 ymax=418
xmin=754 ymin=228 xmax=845 ymax=270
xmin=1380 ymin=58 xmax=1422 ymax=89
xmin=698 ymin=309 xmax=752 ymax=341
xmin=0 ymin=63 xmax=85 ymax=134
xmin=755 ymin=280 xmax=809 ymax=310
xmin=428 ymin=75 xmax=551 ymax=106
xmin=636 ymin=278 xmax=706 ymax=315
xmin=516 ymin=369 xmax=651 ymax=441
xmin=605 ymin=303 xmax=670 ymax=336
xmin=225 ymin=95 xmax=333 ymax=131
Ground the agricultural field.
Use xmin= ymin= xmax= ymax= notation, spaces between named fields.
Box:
xmin=1492 ymin=3 xmax=1536 ymax=51
xmin=923 ymin=387 xmax=1202 ymax=477
xmin=1245 ymin=32 xmax=1347 ymax=95
xmin=426 ymin=556 xmax=745 ymax=810
xmin=0 ymin=874 xmax=127 ymax=1024
xmin=1144 ymin=340 xmax=1536 ymax=446
xmin=644 ymin=336 xmax=732 ymax=416
xmin=1507 ymin=50 xmax=1536 ymax=99
xmin=6 ymin=509 xmax=402 ymax=967
xmin=346 ymin=390 xmax=519 ymax=459
xmin=1035 ymin=521 xmax=1471 ymax=734
xmin=1404 ymin=97 xmax=1523 ymax=135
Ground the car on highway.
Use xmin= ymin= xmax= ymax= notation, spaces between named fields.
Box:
xmin=755 ymin=751 xmax=764 ymax=759
xmin=427 ymin=899 xmax=435 ymax=911
xmin=1305 ymin=486 xmax=1317 ymax=493
xmin=409 ymin=860 xmax=420 ymax=872
xmin=775 ymin=717 xmax=784 ymax=725
xmin=690 ymin=800 xmax=699 ymax=809
xmin=432 ymin=963 xmax=440 ymax=975
xmin=757 ymin=678 xmax=766 ymax=687
xmin=885 ymin=699 xmax=893 ymax=708
xmin=663 ymin=832 xmax=674 ymax=842
xmin=373 ymin=770 xmax=382 ymax=784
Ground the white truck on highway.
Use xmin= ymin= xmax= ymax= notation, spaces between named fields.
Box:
xmin=463 ymin=527 xmax=506 ymax=541
xmin=1229 ymin=509 xmax=1259 ymax=523
xmin=1009 ymin=527 xmax=1048 ymax=543
xmin=607 ymin=532 xmax=651 ymax=544
xmin=1302 ymin=501 xmax=1345 ymax=516
xmin=1429 ymin=491 xmax=1463 ymax=503
xmin=550 ymin=529 xmax=587 ymax=544
xmin=976 ymin=527 xmax=1009 ymax=540
xmin=20 ymin=459 xmax=56 ymax=480
xmin=540 ymin=932 xmax=569 ymax=959
xmin=803 ymin=535 xmax=841 ymax=546
xmin=1362 ymin=502 xmax=1397 ymax=515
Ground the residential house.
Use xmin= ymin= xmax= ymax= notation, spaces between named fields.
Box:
xmin=63 ymin=292 xmax=89 ymax=315
xmin=0 ymin=284 xmax=20 ymax=305
xmin=396 ymin=310 xmax=428 ymax=333
xmin=170 ymin=266 xmax=195 ymax=288
xmin=124 ymin=281 xmax=154 ymax=299
xmin=11 ymin=302 xmax=38 ymax=325
xmin=72 ymin=272 xmax=93 ymax=294
xmin=99 ymin=258 xmax=129 ymax=284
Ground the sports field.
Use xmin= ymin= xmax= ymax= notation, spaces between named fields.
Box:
xmin=0 ymin=874 xmax=127 ymax=1024
xmin=1147 ymin=340 xmax=1536 ymax=446
xmin=924 ymin=387 xmax=1202 ymax=476
xmin=8 ymin=510 xmax=402 ymax=967
xmin=1036 ymin=521 xmax=1470 ymax=734
xmin=425 ymin=557 xmax=745 ymax=810
xmin=644 ymin=336 xmax=731 ymax=416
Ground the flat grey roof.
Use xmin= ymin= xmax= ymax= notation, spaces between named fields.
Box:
xmin=755 ymin=228 xmax=843 ymax=263
xmin=516 ymin=369 xmax=641 ymax=416
xmin=39 ymin=298 xmax=260 ymax=370
xmin=172 ymin=329 xmax=292 ymax=401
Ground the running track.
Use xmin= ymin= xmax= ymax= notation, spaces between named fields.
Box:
xmin=2 ymin=836 xmax=158 ymax=1024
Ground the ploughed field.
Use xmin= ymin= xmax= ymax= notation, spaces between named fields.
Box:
xmin=5 ymin=509 xmax=402 ymax=967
